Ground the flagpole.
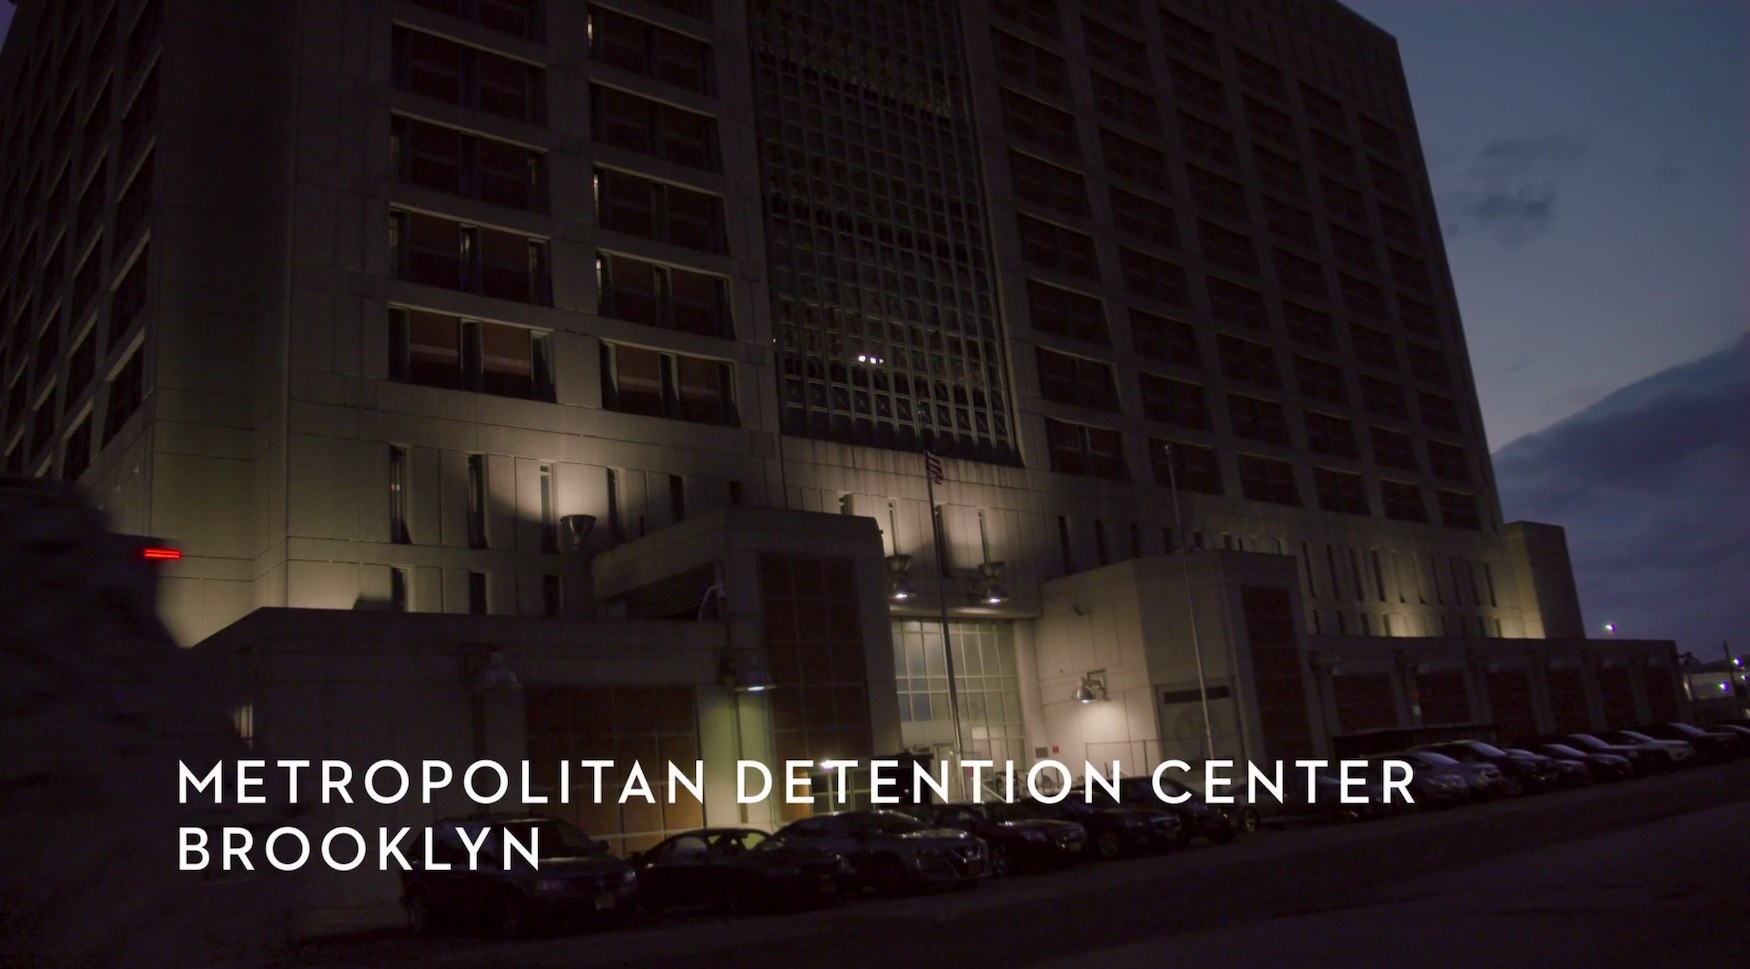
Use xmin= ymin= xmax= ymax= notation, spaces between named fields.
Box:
xmin=925 ymin=451 xmax=967 ymax=800
xmin=1163 ymin=443 xmax=1216 ymax=763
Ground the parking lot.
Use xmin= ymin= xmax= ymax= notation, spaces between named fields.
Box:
xmin=285 ymin=756 xmax=1750 ymax=969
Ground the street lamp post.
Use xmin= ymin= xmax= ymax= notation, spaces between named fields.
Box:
xmin=1162 ymin=443 xmax=1216 ymax=763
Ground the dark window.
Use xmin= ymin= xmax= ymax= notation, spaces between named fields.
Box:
xmin=1228 ymin=394 xmax=1290 ymax=445
xmin=1035 ymin=347 xmax=1118 ymax=411
xmin=391 ymin=568 xmax=409 ymax=612
xmin=1380 ymin=480 xmax=1427 ymax=523
xmin=1408 ymin=343 xmax=1451 ymax=387
xmin=1093 ymin=73 xmax=1159 ymax=134
xmin=1217 ymin=334 xmax=1278 ymax=388
xmin=992 ymin=0 xmax=1062 ymax=36
xmin=1044 ymin=418 xmax=1127 ymax=480
xmin=62 ymin=414 xmax=91 ymax=480
xmin=1100 ymin=129 xmax=1168 ymax=189
xmin=1273 ymin=248 xmax=1326 ymax=301
xmin=1167 ymin=58 xmax=1224 ymax=117
xmin=1083 ymin=18 xmax=1149 ymax=79
xmin=1436 ymin=490 xmax=1482 ymax=531
xmin=467 ymin=455 xmax=488 ymax=548
xmin=392 ymin=117 xmax=547 ymax=212
xmin=468 ymin=571 xmax=488 ymax=613
xmin=1370 ymin=426 xmax=1418 ymax=471
xmin=1238 ymin=454 xmax=1299 ymax=506
xmin=390 ymin=309 xmax=553 ymax=400
xmin=1427 ymin=440 xmax=1470 ymax=482
xmin=590 ymin=84 xmax=719 ymax=171
xmin=1350 ymin=324 xmax=1397 ymax=370
xmin=67 ymin=332 xmax=96 ymax=400
xmin=1283 ymin=301 xmax=1335 ymax=350
xmin=992 ymin=30 xmax=1068 ymax=96
xmin=1206 ymin=276 xmax=1267 ymax=330
xmin=1130 ymin=310 xmax=1198 ymax=367
xmin=1187 ymin=165 xmax=1246 ymax=221
xmin=1314 ymin=468 xmax=1368 ymax=515
xmin=1418 ymin=391 xmax=1465 ymax=435
xmin=594 ymin=168 xmax=724 ymax=252
xmin=542 ymin=574 xmax=562 ymax=617
xmin=1009 ymin=150 xmax=1088 ymax=215
xmin=1304 ymin=411 xmax=1358 ymax=459
xmin=1321 ymin=177 xmax=1367 ymax=225
xmin=1151 ymin=439 xmax=1222 ymax=495
xmin=1293 ymin=355 xmax=1347 ymax=405
xmin=588 ymin=6 xmax=713 ymax=93
xmin=413 ymin=0 xmax=541 ymax=40
xmin=1178 ymin=112 xmax=1236 ymax=166
xmin=116 ymin=154 xmax=152 ymax=241
xmin=389 ymin=446 xmax=410 ymax=543
xmin=1340 ymin=273 xmax=1389 ymax=322
xmin=601 ymin=343 xmax=737 ymax=426
xmin=390 ymin=211 xmax=550 ymax=304
xmin=1244 ymin=96 xmax=1294 ymax=149
xmin=595 ymin=252 xmax=731 ymax=336
xmin=1110 ymin=187 xmax=1178 ymax=248
xmin=1017 ymin=214 xmax=1098 ymax=278
xmin=1119 ymin=248 xmax=1189 ymax=307
xmin=1026 ymin=280 xmax=1108 ymax=344
xmin=110 ymin=247 xmax=151 ymax=346
xmin=1392 ymin=250 xmax=1433 ymax=293
xmin=1139 ymin=374 xmax=1207 ymax=428
xmin=1253 ymin=146 xmax=1305 ymax=200
xmin=103 ymin=349 xmax=144 ymax=445
xmin=1262 ymin=197 xmax=1315 ymax=248
xmin=1198 ymin=220 xmax=1256 ymax=274
xmin=1001 ymin=88 xmax=1078 ymax=155
xmin=1160 ymin=10 xmax=1217 ymax=66
xmin=393 ymin=28 xmax=544 ymax=123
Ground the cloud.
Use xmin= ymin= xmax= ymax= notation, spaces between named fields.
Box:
xmin=1493 ymin=334 xmax=1750 ymax=651
xmin=1437 ymin=133 xmax=1590 ymax=246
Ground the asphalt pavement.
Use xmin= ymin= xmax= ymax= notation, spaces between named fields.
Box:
xmin=284 ymin=759 xmax=1750 ymax=969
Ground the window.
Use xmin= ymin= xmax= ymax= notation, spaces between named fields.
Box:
xmin=1234 ymin=48 xmax=1285 ymax=99
xmin=1314 ymin=468 xmax=1368 ymax=515
xmin=1350 ymin=324 xmax=1397 ymax=370
xmin=1118 ymin=248 xmax=1189 ymax=307
xmin=1206 ymin=276 xmax=1267 ymax=329
xmin=1228 ymin=394 xmax=1290 ymax=445
xmin=1238 ymin=455 xmax=1299 ymax=506
xmin=605 ymin=468 xmax=622 ymax=540
xmin=1130 ymin=310 xmax=1197 ymax=366
xmin=389 ymin=446 xmax=410 ymax=543
xmin=593 ymin=168 xmax=724 ymax=252
xmin=116 ymin=154 xmax=152 ymax=242
xmin=1408 ymin=343 xmax=1451 ymax=387
xmin=72 ymin=248 xmax=103 ymax=320
xmin=1253 ymin=147 xmax=1305 ymax=200
xmin=588 ymin=6 xmax=713 ymax=93
xmin=127 ymin=0 xmax=163 ymax=73
xmin=392 ymin=28 xmax=543 ymax=123
xmin=392 ymin=117 xmax=547 ymax=212
xmin=1099 ymin=129 xmax=1168 ymax=189
xmin=1272 ymin=248 xmax=1326 ymax=302
xmin=1427 ymin=440 xmax=1470 ymax=482
xmin=1381 ymin=480 xmax=1428 ymax=523
xmin=1283 ymin=302 xmax=1335 ymax=350
xmin=1093 ymin=73 xmax=1159 ymax=133
xmin=992 ymin=30 xmax=1068 ymax=96
xmin=1110 ymin=187 xmax=1178 ymax=248
xmin=1009 ymin=151 xmax=1088 ymax=215
xmin=1016 ymin=214 xmax=1098 ymax=279
xmin=1329 ymin=224 xmax=1375 ymax=271
xmin=1370 ymin=426 xmax=1417 ymax=471
xmin=1340 ymin=274 xmax=1388 ymax=322
xmin=67 ymin=332 xmax=96 ymax=400
xmin=1167 ymin=59 xmax=1224 ymax=118
xmin=1083 ymin=18 xmax=1149 ymax=79
xmin=62 ymin=414 xmax=91 ymax=480
xmin=1360 ymin=114 xmax=1403 ymax=159
xmin=413 ymin=0 xmax=541 ymax=40
xmin=103 ymin=349 xmax=143 ymax=445
xmin=1035 ymin=347 xmax=1118 ymax=411
xmin=1262 ymin=197 xmax=1315 ymax=248
xmin=389 ymin=309 xmax=554 ymax=400
xmin=1151 ymin=439 xmax=1222 ymax=495
xmin=1399 ymin=296 xmax=1441 ymax=338
xmin=601 ymin=343 xmax=737 ymax=426
xmin=1186 ymin=166 xmax=1245 ymax=221
xmin=1044 ymin=418 xmax=1127 ymax=480
xmin=1360 ymin=376 xmax=1407 ymax=419
xmin=1026 ymin=280 xmax=1107 ymax=344
xmin=1369 ymin=158 xmax=1412 ymax=202
xmin=991 ymin=0 xmax=1061 ymax=37
xmin=1199 ymin=221 xmax=1256 ymax=274
xmin=539 ymin=463 xmax=557 ymax=551
xmin=1418 ymin=391 xmax=1465 ymax=435
xmin=467 ymin=454 xmax=488 ymax=548
xmin=1001 ymin=88 xmax=1077 ymax=155
xmin=1217 ymin=335 xmax=1278 ymax=388
xmin=1304 ymin=411 xmax=1357 ymax=459
xmin=1160 ymin=10 xmax=1217 ymax=66
xmin=1311 ymin=128 xmax=1355 ymax=174
xmin=1244 ymin=97 xmax=1294 ymax=149
xmin=390 ymin=568 xmax=409 ymax=612
xmin=1178 ymin=112 xmax=1235 ymax=166
xmin=668 ymin=473 xmax=686 ymax=523
xmin=390 ymin=211 xmax=550 ymax=303
xmin=1139 ymin=374 xmax=1207 ymax=428
xmin=1321 ymin=177 xmax=1367 ymax=225
xmin=1299 ymin=82 xmax=1346 ymax=131
xmin=31 ymin=390 xmax=58 ymax=461
xmin=78 ymin=160 xmax=110 ymax=243
xmin=594 ymin=252 xmax=731 ymax=336
xmin=1378 ymin=203 xmax=1421 ymax=248
xmin=1294 ymin=355 xmax=1347 ymax=405
xmin=590 ymin=84 xmax=718 ymax=171
xmin=468 ymin=571 xmax=488 ymax=614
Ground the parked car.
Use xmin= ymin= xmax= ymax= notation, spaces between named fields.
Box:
xmin=1531 ymin=733 xmax=1661 ymax=774
xmin=1501 ymin=747 xmax=1593 ymax=788
xmin=1009 ymin=796 xmax=1181 ymax=859
xmin=629 ymin=828 xmax=850 ymax=914
xmin=908 ymin=802 xmax=1087 ymax=874
xmin=400 ymin=814 xmax=638 ymax=939
xmin=1365 ymin=755 xmax=1470 ymax=808
xmin=1632 ymin=722 xmax=1745 ymax=762
xmin=1518 ymin=741 xmax=1633 ymax=782
xmin=1416 ymin=740 xmax=1562 ymax=794
xmin=1109 ymin=775 xmax=1238 ymax=843
xmin=1595 ymin=729 xmax=1697 ymax=768
xmin=1394 ymin=749 xmax=1513 ymax=799
xmin=777 ymin=810 xmax=988 ymax=892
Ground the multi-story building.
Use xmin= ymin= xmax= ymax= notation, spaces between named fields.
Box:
xmin=0 ymin=0 xmax=1682 ymax=912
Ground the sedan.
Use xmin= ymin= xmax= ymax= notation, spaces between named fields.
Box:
xmin=1632 ymin=722 xmax=1744 ymax=762
xmin=908 ymin=802 xmax=1087 ymax=875
xmin=630 ymin=828 xmax=849 ymax=915
xmin=1520 ymin=742 xmax=1633 ymax=781
xmin=1595 ymin=730 xmax=1697 ymax=768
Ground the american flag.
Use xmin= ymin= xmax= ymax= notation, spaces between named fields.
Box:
xmin=923 ymin=450 xmax=945 ymax=485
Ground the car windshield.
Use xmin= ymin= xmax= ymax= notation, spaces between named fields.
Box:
xmin=1568 ymin=734 xmax=1608 ymax=748
xmin=1544 ymin=744 xmax=1585 ymax=757
xmin=1465 ymin=742 xmax=1509 ymax=757
xmin=493 ymin=818 xmax=598 ymax=860
xmin=1414 ymin=752 xmax=1460 ymax=767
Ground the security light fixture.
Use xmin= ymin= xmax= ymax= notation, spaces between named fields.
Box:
xmin=886 ymin=554 xmax=914 ymax=602
xmin=1074 ymin=671 xmax=1107 ymax=704
xmin=561 ymin=514 xmax=596 ymax=552
xmin=722 ymin=650 xmax=775 ymax=693
xmin=464 ymin=647 xmax=520 ymax=692
xmin=974 ymin=561 xmax=1009 ymax=605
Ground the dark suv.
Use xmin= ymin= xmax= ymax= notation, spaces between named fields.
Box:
xmin=777 ymin=810 xmax=988 ymax=892
xmin=400 ymin=814 xmax=637 ymax=938
xmin=1008 ymin=796 xmax=1182 ymax=860
xmin=1108 ymin=776 xmax=1237 ymax=844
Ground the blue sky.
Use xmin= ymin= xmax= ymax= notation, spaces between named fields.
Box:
xmin=1347 ymin=0 xmax=1747 ymax=447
